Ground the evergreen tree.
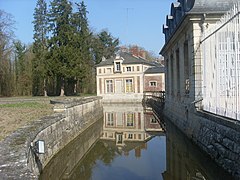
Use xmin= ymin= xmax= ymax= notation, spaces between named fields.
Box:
xmin=72 ymin=1 xmax=94 ymax=94
xmin=93 ymin=30 xmax=119 ymax=64
xmin=32 ymin=0 xmax=48 ymax=96
xmin=48 ymin=0 xmax=74 ymax=96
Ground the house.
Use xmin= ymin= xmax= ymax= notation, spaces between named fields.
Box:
xmin=160 ymin=0 xmax=239 ymax=120
xmin=160 ymin=0 xmax=240 ymax=177
xmin=96 ymin=52 xmax=165 ymax=102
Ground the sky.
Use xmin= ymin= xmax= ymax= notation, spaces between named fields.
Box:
xmin=0 ymin=0 xmax=173 ymax=56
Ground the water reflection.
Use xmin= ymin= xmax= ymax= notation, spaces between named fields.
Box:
xmin=163 ymin=120 xmax=233 ymax=180
xmin=101 ymin=103 xmax=164 ymax=149
xmin=40 ymin=103 xmax=233 ymax=180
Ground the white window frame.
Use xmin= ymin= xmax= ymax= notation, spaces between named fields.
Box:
xmin=106 ymin=80 xmax=113 ymax=93
xmin=126 ymin=67 xmax=131 ymax=72
xmin=128 ymin=134 xmax=133 ymax=139
xmin=115 ymin=62 xmax=121 ymax=72
xmin=126 ymin=113 xmax=134 ymax=127
xmin=106 ymin=112 xmax=114 ymax=126
xmin=125 ymin=79 xmax=133 ymax=93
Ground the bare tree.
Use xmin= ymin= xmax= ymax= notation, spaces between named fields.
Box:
xmin=0 ymin=10 xmax=15 ymax=96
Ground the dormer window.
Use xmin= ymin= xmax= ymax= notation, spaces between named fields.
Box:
xmin=114 ymin=54 xmax=124 ymax=73
xmin=116 ymin=62 xmax=120 ymax=71
xmin=114 ymin=61 xmax=122 ymax=72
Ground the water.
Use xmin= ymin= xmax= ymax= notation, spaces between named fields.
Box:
xmin=40 ymin=103 xmax=233 ymax=180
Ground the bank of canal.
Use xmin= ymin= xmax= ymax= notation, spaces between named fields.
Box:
xmin=39 ymin=103 xmax=233 ymax=180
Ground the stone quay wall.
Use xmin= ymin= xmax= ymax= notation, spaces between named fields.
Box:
xmin=163 ymin=105 xmax=240 ymax=179
xmin=0 ymin=97 xmax=103 ymax=179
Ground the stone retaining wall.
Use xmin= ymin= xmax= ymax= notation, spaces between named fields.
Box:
xmin=39 ymin=118 xmax=103 ymax=179
xmin=0 ymin=97 xmax=103 ymax=179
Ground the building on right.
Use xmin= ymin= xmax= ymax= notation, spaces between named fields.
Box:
xmin=160 ymin=0 xmax=240 ymax=121
xmin=160 ymin=0 xmax=240 ymax=178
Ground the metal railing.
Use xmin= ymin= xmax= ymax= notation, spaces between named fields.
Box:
xmin=143 ymin=91 xmax=165 ymax=103
xmin=201 ymin=3 xmax=240 ymax=120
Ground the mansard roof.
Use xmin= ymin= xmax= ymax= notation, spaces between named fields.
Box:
xmin=95 ymin=52 xmax=154 ymax=67
xmin=188 ymin=0 xmax=239 ymax=14
xmin=162 ymin=0 xmax=239 ymax=45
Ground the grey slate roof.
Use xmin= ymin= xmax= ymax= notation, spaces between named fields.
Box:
xmin=144 ymin=66 xmax=165 ymax=74
xmin=161 ymin=0 xmax=239 ymax=49
xmin=96 ymin=52 xmax=155 ymax=67
xmin=188 ymin=0 xmax=239 ymax=14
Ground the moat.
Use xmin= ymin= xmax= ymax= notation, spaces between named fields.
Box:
xmin=39 ymin=103 xmax=233 ymax=180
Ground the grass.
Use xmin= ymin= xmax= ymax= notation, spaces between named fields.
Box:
xmin=0 ymin=102 xmax=47 ymax=108
xmin=0 ymin=94 xmax=97 ymax=142
xmin=0 ymin=99 xmax=54 ymax=142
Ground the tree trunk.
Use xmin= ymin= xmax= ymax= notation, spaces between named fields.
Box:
xmin=60 ymin=78 xmax=65 ymax=96
xmin=44 ymin=78 xmax=48 ymax=97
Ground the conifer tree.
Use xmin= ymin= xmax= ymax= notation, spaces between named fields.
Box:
xmin=93 ymin=30 xmax=119 ymax=64
xmin=72 ymin=1 xmax=93 ymax=93
xmin=32 ymin=0 xmax=48 ymax=96
xmin=48 ymin=0 xmax=73 ymax=96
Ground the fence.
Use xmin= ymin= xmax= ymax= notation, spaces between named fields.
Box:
xmin=201 ymin=3 xmax=240 ymax=121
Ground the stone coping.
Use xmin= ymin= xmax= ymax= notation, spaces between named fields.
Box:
xmin=197 ymin=110 xmax=240 ymax=132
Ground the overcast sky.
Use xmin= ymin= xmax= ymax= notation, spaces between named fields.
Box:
xmin=0 ymin=0 xmax=173 ymax=55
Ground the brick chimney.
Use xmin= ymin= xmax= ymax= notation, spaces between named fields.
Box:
xmin=129 ymin=46 xmax=139 ymax=57
xmin=139 ymin=50 xmax=146 ymax=59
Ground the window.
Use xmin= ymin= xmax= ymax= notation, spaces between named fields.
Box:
xmin=137 ymin=66 xmax=140 ymax=71
xmin=126 ymin=67 xmax=131 ymax=72
xmin=126 ymin=79 xmax=133 ymax=93
xmin=184 ymin=41 xmax=190 ymax=94
xmin=106 ymin=113 xmax=114 ymax=126
xmin=115 ymin=62 xmax=121 ymax=72
xmin=128 ymin=134 xmax=133 ymax=139
xmin=98 ymin=68 xmax=101 ymax=74
xmin=106 ymin=80 xmax=113 ymax=93
xmin=176 ymin=49 xmax=180 ymax=94
xmin=127 ymin=113 xmax=134 ymax=127
xmin=151 ymin=118 xmax=157 ymax=124
xmin=149 ymin=81 xmax=157 ymax=87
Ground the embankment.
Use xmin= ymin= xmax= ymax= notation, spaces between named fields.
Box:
xmin=0 ymin=96 xmax=103 ymax=179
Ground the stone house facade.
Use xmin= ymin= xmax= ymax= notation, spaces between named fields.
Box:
xmin=160 ymin=0 xmax=239 ymax=120
xmin=96 ymin=52 xmax=165 ymax=102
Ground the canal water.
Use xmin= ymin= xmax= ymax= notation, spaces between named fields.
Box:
xmin=39 ymin=103 xmax=233 ymax=180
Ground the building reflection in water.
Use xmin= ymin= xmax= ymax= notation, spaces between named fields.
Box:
xmin=101 ymin=103 xmax=164 ymax=156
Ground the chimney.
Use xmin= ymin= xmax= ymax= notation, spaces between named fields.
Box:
xmin=130 ymin=46 xmax=139 ymax=57
xmin=139 ymin=50 xmax=146 ymax=59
